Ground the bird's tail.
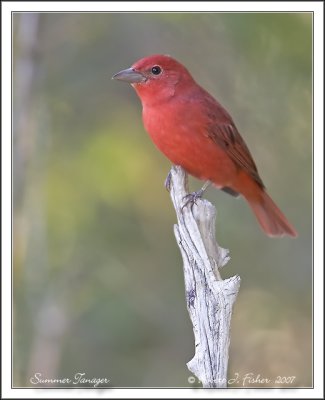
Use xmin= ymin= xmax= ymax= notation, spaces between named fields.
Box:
xmin=248 ymin=191 xmax=297 ymax=238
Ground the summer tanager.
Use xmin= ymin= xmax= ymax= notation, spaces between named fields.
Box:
xmin=113 ymin=54 xmax=297 ymax=237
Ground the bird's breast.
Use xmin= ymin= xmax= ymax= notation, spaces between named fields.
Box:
xmin=142 ymin=101 xmax=238 ymax=185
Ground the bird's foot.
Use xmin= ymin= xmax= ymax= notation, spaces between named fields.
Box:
xmin=181 ymin=180 xmax=211 ymax=210
xmin=164 ymin=171 xmax=172 ymax=192
xmin=182 ymin=188 xmax=205 ymax=210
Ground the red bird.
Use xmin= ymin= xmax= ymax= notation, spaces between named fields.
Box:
xmin=113 ymin=54 xmax=297 ymax=237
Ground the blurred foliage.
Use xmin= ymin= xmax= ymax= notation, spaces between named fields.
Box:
xmin=13 ymin=12 xmax=312 ymax=387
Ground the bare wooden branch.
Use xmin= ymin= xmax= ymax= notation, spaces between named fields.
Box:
xmin=168 ymin=166 xmax=241 ymax=388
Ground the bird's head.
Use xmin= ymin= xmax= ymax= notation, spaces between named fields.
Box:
xmin=112 ymin=54 xmax=195 ymax=106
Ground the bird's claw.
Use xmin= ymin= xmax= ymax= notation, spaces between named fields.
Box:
xmin=165 ymin=171 xmax=172 ymax=192
xmin=182 ymin=189 xmax=204 ymax=210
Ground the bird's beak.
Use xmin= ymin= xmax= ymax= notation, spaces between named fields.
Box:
xmin=112 ymin=68 xmax=146 ymax=83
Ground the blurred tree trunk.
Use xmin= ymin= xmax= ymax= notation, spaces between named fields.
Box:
xmin=13 ymin=13 xmax=68 ymax=386
xmin=13 ymin=13 xmax=40 ymax=207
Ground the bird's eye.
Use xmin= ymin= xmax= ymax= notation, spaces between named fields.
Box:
xmin=151 ymin=66 xmax=162 ymax=75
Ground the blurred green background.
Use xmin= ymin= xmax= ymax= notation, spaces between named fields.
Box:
xmin=13 ymin=12 xmax=312 ymax=387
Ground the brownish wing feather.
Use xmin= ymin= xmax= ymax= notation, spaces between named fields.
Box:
xmin=207 ymin=122 xmax=265 ymax=188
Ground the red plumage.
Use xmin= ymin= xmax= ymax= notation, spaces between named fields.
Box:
xmin=113 ymin=54 xmax=297 ymax=237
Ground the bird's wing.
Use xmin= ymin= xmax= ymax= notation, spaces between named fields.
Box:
xmin=207 ymin=121 xmax=265 ymax=188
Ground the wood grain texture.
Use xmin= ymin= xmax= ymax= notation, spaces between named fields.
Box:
xmin=168 ymin=166 xmax=240 ymax=388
